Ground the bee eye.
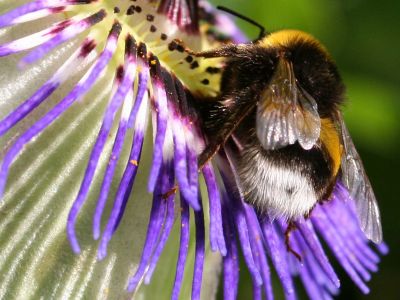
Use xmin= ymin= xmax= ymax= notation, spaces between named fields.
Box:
xmin=283 ymin=51 xmax=292 ymax=60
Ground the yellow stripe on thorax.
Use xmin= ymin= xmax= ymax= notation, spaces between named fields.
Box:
xmin=320 ymin=118 xmax=342 ymax=177
xmin=259 ymin=30 xmax=330 ymax=57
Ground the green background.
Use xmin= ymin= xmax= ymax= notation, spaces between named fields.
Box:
xmin=211 ymin=0 xmax=400 ymax=299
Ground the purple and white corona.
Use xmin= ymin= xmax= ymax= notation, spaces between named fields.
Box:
xmin=0 ymin=1 xmax=387 ymax=299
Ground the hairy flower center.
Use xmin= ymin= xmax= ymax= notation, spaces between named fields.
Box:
xmin=64 ymin=0 xmax=221 ymax=96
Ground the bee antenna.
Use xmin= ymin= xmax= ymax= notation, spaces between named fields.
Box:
xmin=216 ymin=6 xmax=267 ymax=41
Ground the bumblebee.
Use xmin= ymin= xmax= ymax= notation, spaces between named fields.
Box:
xmin=192 ymin=9 xmax=382 ymax=243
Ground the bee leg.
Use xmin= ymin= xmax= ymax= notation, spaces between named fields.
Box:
xmin=198 ymin=142 xmax=223 ymax=171
xmin=185 ymin=44 xmax=241 ymax=58
xmin=197 ymin=101 xmax=257 ymax=172
xmin=168 ymin=38 xmax=237 ymax=58
xmin=285 ymin=222 xmax=302 ymax=262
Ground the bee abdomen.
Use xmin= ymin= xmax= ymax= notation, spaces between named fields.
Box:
xmin=237 ymin=143 xmax=333 ymax=219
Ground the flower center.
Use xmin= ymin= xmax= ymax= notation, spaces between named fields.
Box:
xmin=64 ymin=0 xmax=221 ymax=97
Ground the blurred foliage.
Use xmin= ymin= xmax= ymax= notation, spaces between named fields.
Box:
xmin=211 ymin=0 xmax=400 ymax=299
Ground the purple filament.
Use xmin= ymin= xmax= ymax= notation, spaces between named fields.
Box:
xmin=0 ymin=25 xmax=120 ymax=202
xmin=127 ymin=46 xmax=149 ymax=129
xmin=147 ymin=57 xmax=168 ymax=193
xmin=144 ymin=167 xmax=176 ymax=284
xmin=261 ymin=219 xmax=296 ymax=300
xmin=0 ymin=38 xmax=95 ymax=137
xmin=92 ymin=114 xmax=131 ymax=239
xmin=331 ymin=193 xmax=381 ymax=264
xmin=0 ymin=0 xmax=69 ymax=28
xmin=0 ymin=82 xmax=59 ymax=136
xmin=223 ymin=189 xmax=262 ymax=286
xmin=65 ymin=24 xmax=122 ymax=253
xmin=294 ymin=230 xmax=338 ymax=300
xmin=171 ymin=111 xmax=199 ymax=209
xmin=20 ymin=10 xmax=106 ymax=66
xmin=111 ymin=101 xmax=149 ymax=233
xmin=220 ymin=163 xmax=263 ymax=286
xmin=324 ymin=202 xmax=378 ymax=272
xmin=92 ymin=38 xmax=138 ymax=240
xmin=98 ymin=49 xmax=150 ymax=239
xmin=320 ymin=205 xmax=372 ymax=282
xmin=203 ymin=163 xmax=227 ymax=255
xmin=296 ymin=219 xmax=340 ymax=287
xmin=312 ymin=207 xmax=370 ymax=294
xmin=244 ymin=205 xmax=273 ymax=300
xmin=126 ymin=161 xmax=170 ymax=292
xmin=221 ymin=201 xmax=239 ymax=300
xmin=97 ymin=104 xmax=149 ymax=258
xmin=0 ymin=20 xmax=65 ymax=56
xmin=171 ymin=197 xmax=190 ymax=300
xmin=252 ymin=281 xmax=263 ymax=300
xmin=192 ymin=193 xmax=205 ymax=300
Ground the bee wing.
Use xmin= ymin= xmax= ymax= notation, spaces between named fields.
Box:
xmin=296 ymin=86 xmax=321 ymax=149
xmin=256 ymin=59 xmax=320 ymax=150
xmin=336 ymin=112 xmax=383 ymax=243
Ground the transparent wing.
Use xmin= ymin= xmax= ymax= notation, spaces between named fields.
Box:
xmin=336 ymin=112 xmax=383 ymax=243
xmin=296 ymin=86 xmax=321 ymax=150
xmin=256 ymin=59 xmax=320 ymax=150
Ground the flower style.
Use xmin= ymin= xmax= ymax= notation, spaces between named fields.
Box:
xmin=0 ymin=1 xmax=388 ymax=299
